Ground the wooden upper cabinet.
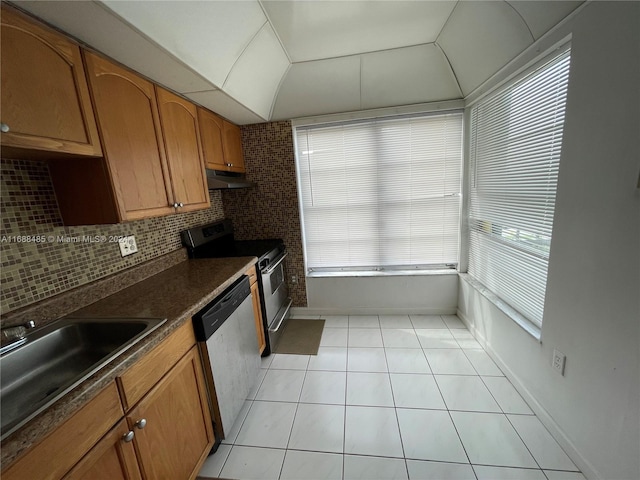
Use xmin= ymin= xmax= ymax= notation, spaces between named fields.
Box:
xmin=156 ymin=88 xmax=210 ymax=212
xmin=198 ymin=107 xmax=246 ymax=173
xmin=83 ymin=52 xmax=175 ymax=221
xmin=222 ymin=120 xmax=246 ymax=172
xmin=197 ymin=108 xmax=226 ymax=171
xmin=0 ymin=4 xmax=102 ymax=158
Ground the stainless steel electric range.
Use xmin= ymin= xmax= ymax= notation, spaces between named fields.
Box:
xmin=181 ymin=219 xmax=291 ymax=356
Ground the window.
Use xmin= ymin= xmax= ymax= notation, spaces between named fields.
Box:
xmin=468 ymin=48 xmax=571 ymax=328
xmin=294 ymin=112 xmax=463 ymax=274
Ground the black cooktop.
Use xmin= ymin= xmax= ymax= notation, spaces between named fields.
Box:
xmin=181 ymin=220 xmax=285 ymax=268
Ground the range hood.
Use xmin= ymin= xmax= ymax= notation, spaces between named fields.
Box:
xmin=206 ymin=169 xmax=256 ymax=189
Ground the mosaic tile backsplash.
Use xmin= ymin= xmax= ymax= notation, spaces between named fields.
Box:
xmin=223 ymin=120 xmax=308 ymax=307
xmin=0 ymin=158 xmax=225 ymax=314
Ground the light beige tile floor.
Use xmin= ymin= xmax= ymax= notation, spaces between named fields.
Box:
xmin=198 ymin=314 xmax=585 ymax=480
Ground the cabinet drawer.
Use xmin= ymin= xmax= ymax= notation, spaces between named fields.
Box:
xmin=247 ymin=265 xmax=258 ymax=285
xmin=117 ymin=321 xmax=196 ymax=411
xmin=2 ymin=382 xmax=122 ymax=480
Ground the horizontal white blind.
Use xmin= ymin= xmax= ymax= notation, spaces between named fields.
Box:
xmin=295 ymin=112 xmax=463 ymax=272
xmin=468 ymin=49 xmax=571 ymax=327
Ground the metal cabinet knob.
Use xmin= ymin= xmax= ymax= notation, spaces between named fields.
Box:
xmin=122 ymin=430 xmax=135 ymax=443
xmin=1 ymin=123 xmax=9 ymax=133
xmin=178 ymin=202 xmax=184 ymax=207
xmin=172 ymin=202 xmax=179 ymax=208
xmin=226 ymin=163 xmax=233 ymax=167
xmin=134 ymin=418 xmax=147 ymax=429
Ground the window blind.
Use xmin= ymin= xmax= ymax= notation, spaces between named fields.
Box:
xmin=295 ymin=112 xmax=463 ymax=273
xmin=468 ymin=49 xmax=571 ymax=327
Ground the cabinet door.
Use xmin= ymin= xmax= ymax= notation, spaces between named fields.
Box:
xmin=1 ymin=383 xmax=123 ymax=480
xmin=222 ymin=120 xmax=246 ymax=173
xmin=0 ymin=4 xmax=101 ymax=158
xmin=156 ymin=88 xmax=210 ymax=213
xmin=83 ymin=52 xmax=175 ymax=221
xmin=197 ymin=108 xmax=227 ymax=171
xmin=127 ymin=347 xmax=214 ymax=480
xmin=63 ymin=419 xmax=141 ymax=480
xmin=251 ymin=280 xmax=267 ymax=355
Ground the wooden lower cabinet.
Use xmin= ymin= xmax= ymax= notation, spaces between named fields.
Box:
xmin=1 ymin=382 xmax=123 ymax=480
xmin=1 ymin=327 xmax=213 ymax=480
xmin=250 ymin=280 xmax=267 ymax=355
xmin=126 ymin=347 xmax=213 ymax=480
xmin=63 ymin=419 xmax=141 ymax=480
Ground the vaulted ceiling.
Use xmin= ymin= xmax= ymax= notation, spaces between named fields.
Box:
xmin=17 ymin=1 xmax=584 ymax=124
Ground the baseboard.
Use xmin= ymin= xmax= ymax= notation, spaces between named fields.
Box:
xmin=291 ymin=307 xmax=457 ymax=316
xmin=456 ymin=308 xmax=600 ymax=480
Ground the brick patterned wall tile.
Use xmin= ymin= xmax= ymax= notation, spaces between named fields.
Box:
xmin=0 ymin=158 xmax=225 ymax=314
xmin=222 ymin=121 xmax=308 ymax=307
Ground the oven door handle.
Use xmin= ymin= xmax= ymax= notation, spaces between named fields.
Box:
xmin=262 ymin=251 xmax=288 ymax=275
xmin=269 ymin=298 xmax=292 ymax=333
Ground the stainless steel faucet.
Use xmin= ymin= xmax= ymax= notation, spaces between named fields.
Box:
xmin=1 ymin=320 xmax=36 ymax=354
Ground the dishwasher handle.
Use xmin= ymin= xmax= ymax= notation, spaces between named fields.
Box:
xmin=193 ymin=275 xmax=251 ymax=341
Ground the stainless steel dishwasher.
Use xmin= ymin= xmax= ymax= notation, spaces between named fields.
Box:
xmin=192 ymin=275 xmax=260 ymax=447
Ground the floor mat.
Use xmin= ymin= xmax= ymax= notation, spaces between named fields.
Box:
xmin=273 ymin=319 xmax=325 ymax=355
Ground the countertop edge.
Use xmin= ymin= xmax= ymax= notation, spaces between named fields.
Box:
xmin=0 ymin=256 xmax=257 ymax=470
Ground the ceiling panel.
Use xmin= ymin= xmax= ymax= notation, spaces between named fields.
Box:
xmin=185 ymin=90 xmax=266 ymax=125
xmin=438 ymin=1 xmax=534 ymax=96
xmin=16 ymin=1 xmax=216 ymax=94
xmin=16 ymin=0 xmax=584 ymax=123
xmin=101 ymin=0 xmax=267 ymax=87
xmin=271 ymin=56 xmax=361 ymax=120
xmin=262 ymin=0 xmax=456 ymax=62
xmin=508 ymin=1 xmax=584 ymax=39
xmin=223 ymin=24 xmax=290 ymax=120
xmin=361 ymin=44 xmax=462 ymax=110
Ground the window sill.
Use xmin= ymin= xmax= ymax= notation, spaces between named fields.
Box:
xmin=458 ymin=273 xmax=542 ymax=342
xmin=307 ymin=269 xmax=458 ymax=278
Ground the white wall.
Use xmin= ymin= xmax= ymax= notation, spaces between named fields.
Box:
xmin=306 ymin=274 xmax=458 ymax=314
xmin=458 ymin=2 xmax=640 ymax=479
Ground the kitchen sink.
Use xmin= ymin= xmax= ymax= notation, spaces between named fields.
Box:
xmin=0 ymin=317 xmax=166 ymax=440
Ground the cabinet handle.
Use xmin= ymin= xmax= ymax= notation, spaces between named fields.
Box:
xmin=1 ymin=123 xmax=9 ymax=133
xmin=226 ymin=163 xmax=233 ymax=167
xmin=178 ymin=202 xmax=184 ymax=207
xmin=134 ymin=418 xmax=147 ymax=429
xmin=172 ymin=202 xmax=179 ymax=208
xmin=122 ymin=430 xmax=135 ymax=443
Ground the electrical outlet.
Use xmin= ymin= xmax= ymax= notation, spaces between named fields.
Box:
xmin=552 ymin=349 xmax=566 ymax=376
xmin=118 ymin=235 xmax=138 ymax=257
xmin=291 ymin=275 xmax=298 ymax=284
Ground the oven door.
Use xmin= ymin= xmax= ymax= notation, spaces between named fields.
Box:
xmin=261 ymin=252 xmax=291 ymax=333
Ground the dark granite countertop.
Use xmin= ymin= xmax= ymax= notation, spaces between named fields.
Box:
xmin=1 ymin=256 xmax=257 ymax=470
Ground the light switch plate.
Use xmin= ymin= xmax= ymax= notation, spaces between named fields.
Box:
xmin=118 ymin=235 xmax=138 ymax=257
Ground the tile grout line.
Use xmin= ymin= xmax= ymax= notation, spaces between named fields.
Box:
xmin=434 ymin=315 xmax=477 ymax=478
xmin=277 ymin=354 xmax=310 ymax=480
xmin=381 ymin=319 xmax=412 ymax=479
xmin=219 ymin=314 xmax=578 ymax=479
xmin=341 ymin=344 xmax=348 ymax=480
